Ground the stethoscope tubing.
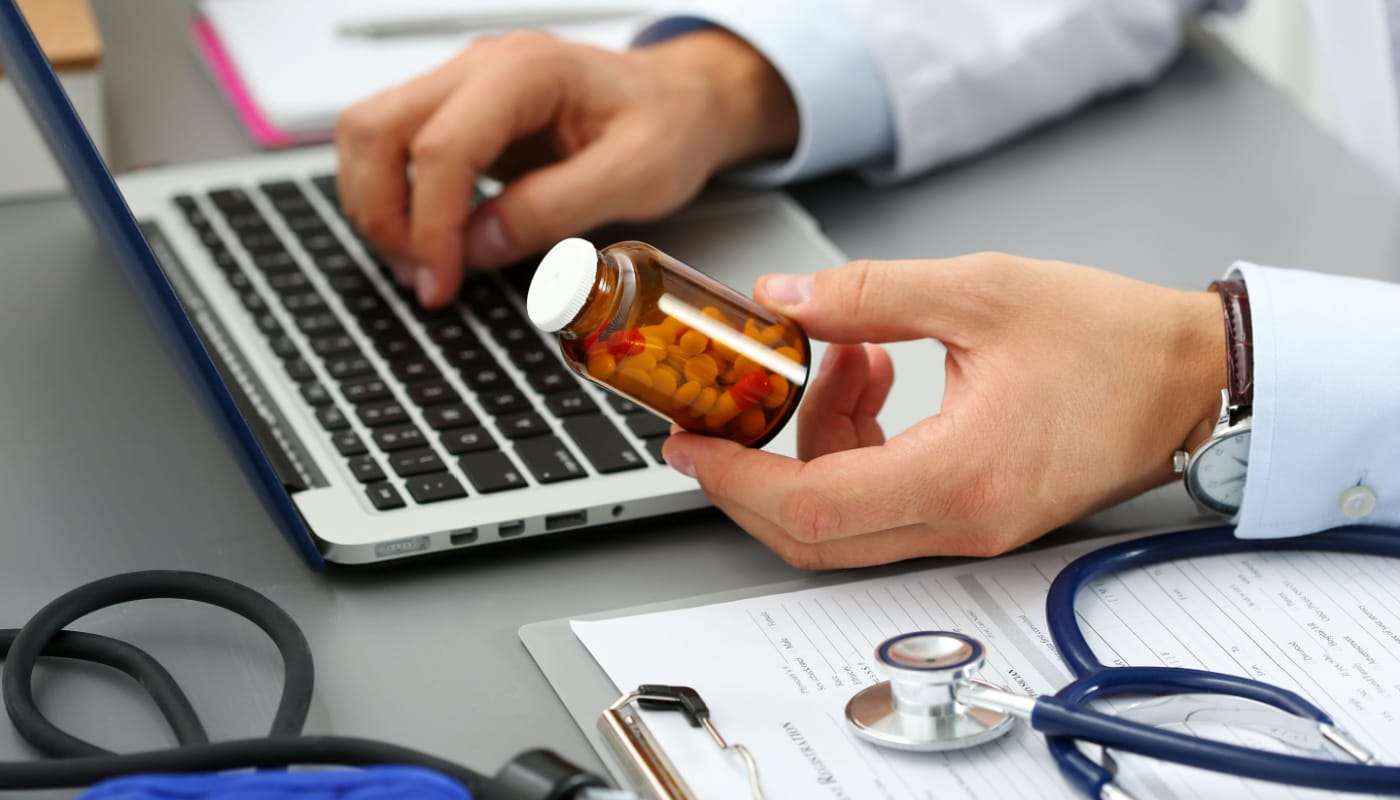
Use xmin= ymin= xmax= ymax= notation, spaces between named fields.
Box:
xmin=1038 ymin=525 xmax=1400 ymax=797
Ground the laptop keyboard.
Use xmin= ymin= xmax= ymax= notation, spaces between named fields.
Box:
xmin=170 ymin=174 xmax=669 ymax=511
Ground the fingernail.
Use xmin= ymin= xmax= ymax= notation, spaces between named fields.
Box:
xmin=764 ymin=273 xmax=814 ymax=308
xmin=389 ymin=255 xmax=415 ymax=288
xmin=664 ymin=449 xmax=696 ymax=479
xmin=415 ymin=267 xmax=439 ymax=307
xmin=465 ymin=212 xmax=510 ymax=266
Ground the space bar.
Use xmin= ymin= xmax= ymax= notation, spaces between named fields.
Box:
xmin=562 ymin=415 xmax=646 ymax=474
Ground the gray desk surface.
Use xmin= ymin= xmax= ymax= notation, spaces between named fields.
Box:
xmin=3 ymin=3 xmax=1399 ymax=797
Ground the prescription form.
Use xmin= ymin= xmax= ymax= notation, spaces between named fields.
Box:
xmin=572 ymin=534 xmax=1400 ymax=799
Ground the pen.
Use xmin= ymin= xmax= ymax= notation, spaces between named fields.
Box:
xmin=337 ymin=8 xmax=640 ymax=39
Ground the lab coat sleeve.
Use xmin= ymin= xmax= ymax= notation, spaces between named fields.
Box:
xmin=837 ymin=0 xmax=1238 ymax=183
xmin=634 ymin=0 xmax=895 ymax=184
xmin=1230 ymin=263 xmax=1400 ymax=537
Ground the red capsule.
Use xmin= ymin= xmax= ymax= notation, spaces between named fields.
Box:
xmin=728 ymin=371 xmax=772 ymax=412
xmin=606 ymin=328 xmax=646 ymax=357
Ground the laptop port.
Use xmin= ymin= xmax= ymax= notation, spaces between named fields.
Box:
xmin=498 ymin=520 xmax=526 ymax=538
xmin=545 ymin=511 xmax=587 ymax=531
xmin=449 ymin=528 xmax=478 ymax=546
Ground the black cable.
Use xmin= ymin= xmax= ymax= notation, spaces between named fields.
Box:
xmin=0 ymin=570 xmax=497 ymax=797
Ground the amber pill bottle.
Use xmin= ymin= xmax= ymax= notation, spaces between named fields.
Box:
xmin=526 ymin=238 xmax=810 ymax=447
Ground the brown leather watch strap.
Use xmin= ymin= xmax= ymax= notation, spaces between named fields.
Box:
xmin=1210 ymin=279 xmax=1253 ymax=409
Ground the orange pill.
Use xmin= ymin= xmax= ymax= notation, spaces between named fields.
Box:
xmin=762 ymin=374 xmax=790 ymax=409
xmin=673 ymin=380 xmax=702 ymax=408
xmin=688 ymin=386 xmax=718 ymax=415
xmin=651 ymin=366 xmax=679 ymax=397
xmin=723 ymin=355 xmax=762 ymax=384
xmin=735 ymin=407 xmax=767 ymax=441
xmin=758 ymin=323 xmax=787 ymax=346
xmin=614 ymin=367 xmax=652 ymax=394
xmin=606 ymin=329 xmax=647 ymax=357
xmin=701 ymin=306 xmax=728 ymax=324
xmin=684 ymin=354 xmax=719 ymax=385
xmin=728 ymin=371 xmax=772 ymax=412
xmin=705 ymin=392 xmax=741 ymax=429
xmin=619 ymin=353 xmax=657 ymax=373
xmin=640 ymin=324 xmax=676 ymax=345
xmin=744 ymin=318 xmax=762 ymax=339
xmin=587 ymin=352 xmax=617 ymax=381
xmin=775 ymin=346 xmax=803 ymax=364
xmin=678 ymin=329 xmax=708 ymax=356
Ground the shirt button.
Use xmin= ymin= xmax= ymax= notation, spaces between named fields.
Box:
xmin=1339 ymin=486 xmax=1378 ymax=519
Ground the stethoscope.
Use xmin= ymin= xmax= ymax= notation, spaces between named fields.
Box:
xmin=844 ymin=526 xmax=1400 ymax=798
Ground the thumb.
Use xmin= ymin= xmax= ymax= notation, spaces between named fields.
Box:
xmin=463 ymin=137 xmax=633 ymax=270
xmin=755 ymin=256 xmax=1005 ymax=345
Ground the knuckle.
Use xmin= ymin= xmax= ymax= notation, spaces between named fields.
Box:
xmin=778 ymin=490 xmax=842 ymax=544
xmin=499 ymin=29 xmax=560 ymax=60
xmin=408 ymin=131 xmax=451 ymax=165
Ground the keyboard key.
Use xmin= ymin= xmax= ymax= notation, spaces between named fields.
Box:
xmin=365 ymin=482 xmax=405 ymax=511
xmin=442 ymin=342 xmax=492 ymax=368
xmin=407 ymin=379 xmax=456 ymax=406
xmin=490 ymin=323 xmax=534 ymax=348
xmin=361 ymin=314 xmax=407 ymax=340
xmin=285 ymin=215 xmax=329 ymax=237
xmin=301 ymin=233 xmax=342 ymax=254
xmin=332 ymin=430 xmax=367 ymax=456
xmin=545 ymin=391 xmax=597 ymax=417
xmin=342 ymin=292 xmax=387 ymax=316
xmin=284 ymin=358 xmax=315 ymax=382
xmin=240 ymin=231 xmax=286 ymax=256
xmin=208 ymin=187 xmax=252 ymax=210
xmin=497 ymin=411 xmax=550 ymax=439
xmin=347 ymin=455 xmax=385 ymax=484
xmin=299 ymin=381 xmax=332 ymax=407
xmin=607 ymin=395 xmax=644 ymax=415
xmin=328 ymin=273 xmax=374 ymax=296
xmin=251 ymin=251 xmax=299 ymax=276
xmin=309 ymin=333 xmax=356 ymax=357
xmin=326 ymin=355 xmax=374 ymax=380
xmin=378 ymin=337 xmax=423 ymax=361
xmin=510 ymin=346 xmax=556 ymax=372
xmin=240 ymin=291 xmax=267 ymax=313
xmin=440 ymin=426 xmax=497 ymax=454
xmin=266 ymin=271 xmax=312 ymax=295
xmin=423 ymin=403 xmax=477 ymax=431
xmin=562 ymin=415 xmax=646 ymax=474
xmin=295 ymin=313 xmax=343 ymax=336
xmin=404 ymin=472 xmax=467 ymax=504
xmin=390 ymin=358 xmax=440 ymax=382
xmin=458 ymin=451 xmax=528 ymax=493
xmin=316 ymin=405 xmax=349 ymax=431
xmin=644 ymin=437 xmax=666 ymax=465
xmin=514 ymin=436 xmax=586 ymax=483
xmin=269 ymin=335 xmax=300 ymax=360
xmin=255 ymin=313 xmax=284 ymax=336
xmin=227 ymin=270 xmax=253 ymax=293
xmin=389 ymin=448 xmax=445 ymax=477
xmin=341 ymin=376 xmax=392 ymax=404
xmin=426 ymin=318 xmax=473 ymax=344
xmin=526 ymin=367 xmax=576 ymax=394
xmin=373 ymin=425 xmax=427 ymax=452
xmin=314 ymin=250 xmax=358 ymax=274
xmin=282 ymin=291 xmax=327 ymax=315
xmin=625 ymin=413 xmax=671 ymax=440
xmin=480 ymin=387 xmax=529 ymax=415
xmin=357 ymin=400 xmax=409 ymax=428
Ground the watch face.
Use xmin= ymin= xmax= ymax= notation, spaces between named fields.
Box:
xmin=1187 ymin=430 xmax=1252 ymax=514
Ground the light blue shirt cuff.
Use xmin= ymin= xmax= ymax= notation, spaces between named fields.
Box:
xmin=635 ymin=0 xmax=895 ymax=185
xmin=1232 ymin=262 xmax=1400 ymax=537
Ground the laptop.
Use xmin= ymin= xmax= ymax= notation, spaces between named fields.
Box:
xmin=0 ymin=1 xmax=843 ymax=567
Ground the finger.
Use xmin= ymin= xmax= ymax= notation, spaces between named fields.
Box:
xmin=663 ymin=430 xmax=943 ymax=544
xmin=461 ymin=132 xmax=640 ymax=272
xmin=408 ymin=38 xmax=571 ymax=306
xmin=797 ymin=344 xmax=893 ymax=460
xmin=335 ymin=60 xmax=469 ymax=260
xmin=754 ymin=254 xmax=1017 ymax=345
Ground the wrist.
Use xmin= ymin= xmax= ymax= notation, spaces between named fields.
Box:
xmin=1174 ymin=289 xmax=1230 ymax=454
xmin=636 ymin=28 xmax=798 ymax=171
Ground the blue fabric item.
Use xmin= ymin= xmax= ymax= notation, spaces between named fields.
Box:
xmin=75 ymin=767 xmax=471 ymax=800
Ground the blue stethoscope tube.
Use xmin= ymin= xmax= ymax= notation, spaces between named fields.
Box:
xmin=1039 ymin=525 xmax=1400 ymax=797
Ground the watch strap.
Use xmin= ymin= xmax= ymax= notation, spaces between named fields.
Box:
xmin=1210 ymin=279 xmax=1253 ymax=409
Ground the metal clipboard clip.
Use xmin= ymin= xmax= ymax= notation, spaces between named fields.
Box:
xmin=599 ymin=684 xmax=766 ymax=800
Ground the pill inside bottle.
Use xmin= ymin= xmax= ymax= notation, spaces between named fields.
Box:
xmin=526 ymin=238 xmax=809 ymax=447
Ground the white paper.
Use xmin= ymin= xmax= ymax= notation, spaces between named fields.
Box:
xmin=199 ymin=0 xmax=648 ymax=133
xmin=573 ymin=534 xmax=1400 ymax=799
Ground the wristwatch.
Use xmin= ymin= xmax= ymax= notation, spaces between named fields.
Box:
xmin=1173 ymin=279 xmax=1253 ymax=515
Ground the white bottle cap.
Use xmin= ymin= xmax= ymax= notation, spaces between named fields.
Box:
xmin=527 ymin=237 xmax=601 ymax=332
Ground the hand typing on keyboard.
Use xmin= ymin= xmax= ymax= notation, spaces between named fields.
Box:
xmin=333 ymin=29 xmax=798 ymax=309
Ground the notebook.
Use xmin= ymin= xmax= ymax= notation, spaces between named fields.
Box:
xmin=192 ymin=0 xmax=646 ymax=148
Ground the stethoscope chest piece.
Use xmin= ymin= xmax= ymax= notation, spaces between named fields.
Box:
xmin=846 ymin=631 xmax=1015 ymax=752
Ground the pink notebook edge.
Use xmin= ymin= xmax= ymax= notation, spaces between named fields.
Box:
xmin=190 ymin=15 xmax=330 ymax=149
